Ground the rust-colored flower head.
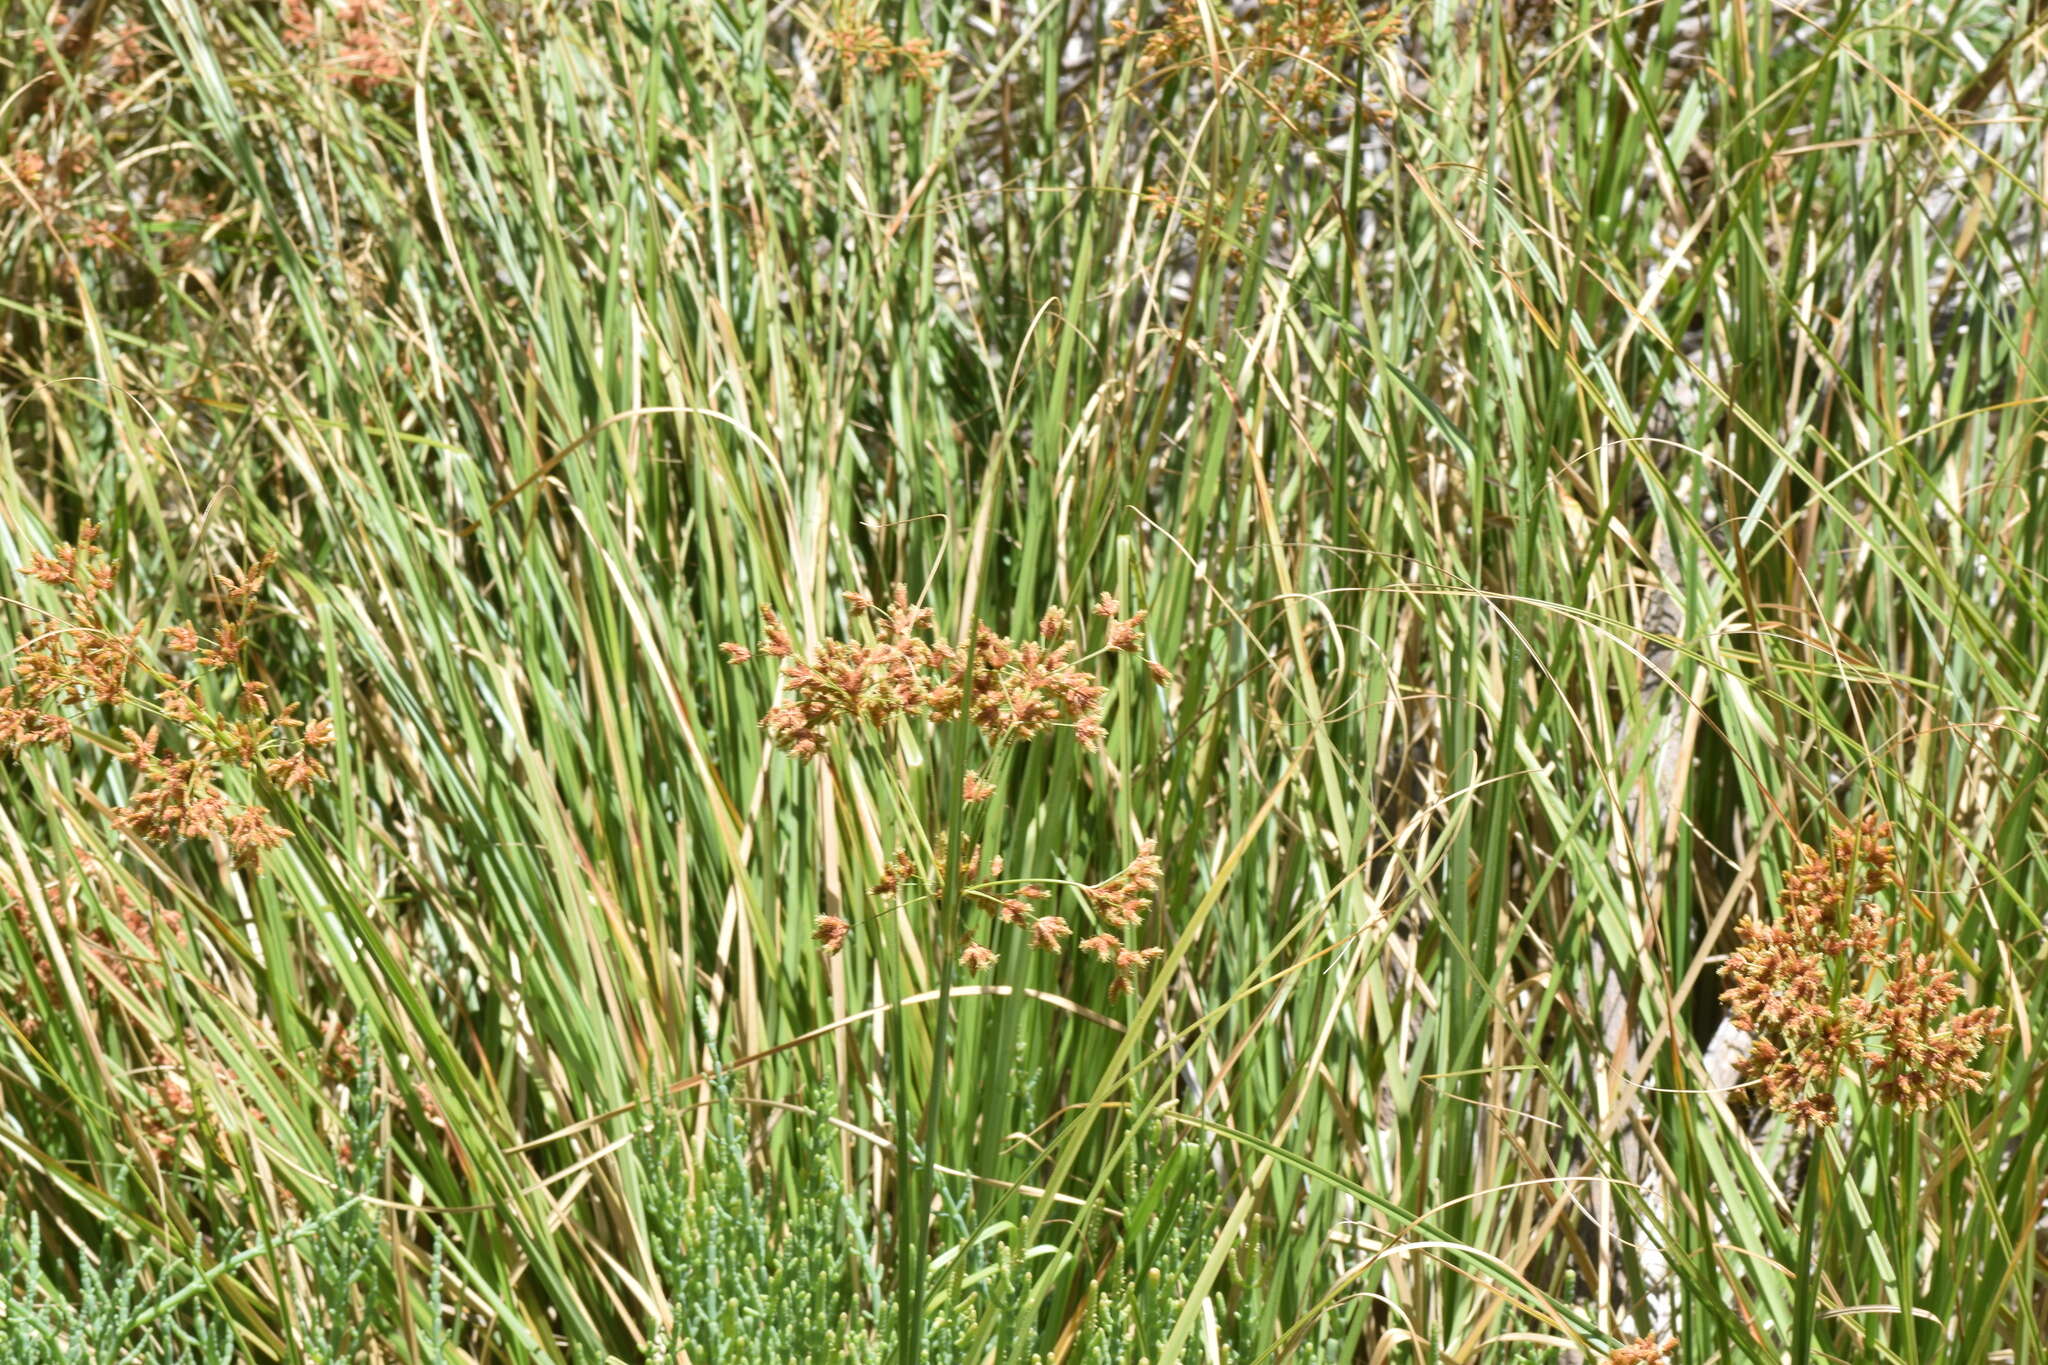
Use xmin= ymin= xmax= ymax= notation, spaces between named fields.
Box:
xmin=0 ymin=688 xmax=72 ymax=756
xmin=7 ymin=527 xmax=334 ymax=873
xmin=1079 ymin=932 xmax=1120 ymax=963
xmin=1077 ymin=931 xmax=1165 ymax=996
xmin=813 ymin=915 xmax=851 ymax=957
xmin=722 ymin=583 xmax=1149 ymax=761
xmin=1028 ymin=916 xmax=1072 ymax=952
xmin=1720 ymin=815 xmax=2006 ymax=1127
xmin=1085 ymin=839 xmax=1162 ymax=928
xmin=959 ymin=941 xmax=998 ymax=975
xmin=224 ymin=806 xmax=291 ymax=871
xmin=1605 ymin=1337 xmax=1675 ymax=1365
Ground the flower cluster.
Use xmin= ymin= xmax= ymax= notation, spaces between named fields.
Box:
xmin=139 ymin=1025 xmax=286 ymax=1155
xmin=838 ymin=835 xmax=1167 ymax=997
xmin=1085 ymin=838 xmax=1162 ymax=928
xmin=1604 ymin=1337 xmax=1675 ymax=1365
xmin=1111 ymin=0 xmax=1405 ymax=125
xmin=734 ymin=584 xmax=1171 ymax=998
xmin=282 ymin=0 xmax=412 ymax=95
xmin=1719 ymin=816 xmax=2006 ymax=1128
xmin=6 ymin=524 xmax=334 ymax=873
xmin=1141 ymin=185 xmax=1272 ymax=264
xmin=1077 ymin=932 xmax=1166 ymax=998
xmin=722 ymin=583 xmax=1159 ymax=761
xmin=846 ymin=834 xmax=1065 ymax=971
xmin=816 ymin=7 xmax=948 ymax=80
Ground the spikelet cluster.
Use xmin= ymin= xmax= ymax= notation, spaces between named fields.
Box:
xmin=722 ymin=584 xmax=1158 ymax=761
xmin=1111 ymin=0 xmax=1406 ymax=123
xmin=851 ymin=836 xmax=1167 ymax=997
xmin=1719 ymin=816 xmax=2006 ymax=1129
xmin=1605 ymin=1337 xmax=1676 ymax=1365
xmin=732 ymin=584 xmax=1170 ymax=997
xmin=817 ymin=6 xmax=948 ymax=80
xmin=5 ymin=524 xmax=333 ymax=872
xmin=281 ymin=0 xmax=412 ymax=95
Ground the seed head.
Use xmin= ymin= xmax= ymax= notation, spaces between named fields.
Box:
xmin=7 ymin=527 xmax=334 ymax=873
xmin=1027 ymin=916 xmax=1072 ymax=952
xmin=1085 ymin=839 xmax=1162 ymax=928
xmin=813 ymin=915 xmax=851 ymax=957
xmin=1605 ymin=1338 xmax=1676 ymax=1365
xmin=725 ymin=583 xmax=1142 ymax=760
xmin=1719 ymin=815 xmax=2006 ymax=1127
xmin=1104 ymin=610 xmax=1148 ymax=653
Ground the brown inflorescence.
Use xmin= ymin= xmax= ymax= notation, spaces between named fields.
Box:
xmin=728 ymin=584 xmax=1172 ymax=998
xmin=1112 ymin=0 xmax=1405 ymax=126
xmin=856 ymin=834 xmax=1167 ymax=997
xmin=1604 ymin=1337 xmax=1675 ymax=1365
xmin=1078 ymin=932 xmax=1166 ymax=998
xmin=281 ymin=0 xmax=412 ymax=96
xmin=1719 ymin=815 xmax=2006 ymax=1129
xmin=721 ymin=583 xmax=1165 ymax=761
xmin=816 ymin=7 xmax=948 ymax=81
xmin=6 ymin=525 xmax=334 ymax=874
xmin=1084 ymin=839 xmax=1162 ymax=929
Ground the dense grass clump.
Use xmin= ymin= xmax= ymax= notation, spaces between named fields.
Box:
xmin=2 ymin=0 xmax=2044 ymax=1361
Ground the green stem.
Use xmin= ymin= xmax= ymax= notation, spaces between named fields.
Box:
xmin=899 ymin=705 xmax=972 ymax=1365
xmin=1792 ymin=1137 xmax=1824 ymax=1365
xmin=1898 ymin=1116 xmax=1920 ymax=1365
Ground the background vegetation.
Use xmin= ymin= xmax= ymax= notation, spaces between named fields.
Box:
xmin=1 ymin=0 xmax=2044 ymax=1360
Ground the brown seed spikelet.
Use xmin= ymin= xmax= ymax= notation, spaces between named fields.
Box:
xmin=1077 ymin=931 xmax=1165 ymax=997
xmin=1085 ymin=839 xmax=1162 ymax=928
xmin=1604 ymin=1338 xmax=1675 ymax=1365
xmin=812 ymin=915 xmax=852 ymax=957
xmin=1028 ymin=916 xmax=1072 ymax=952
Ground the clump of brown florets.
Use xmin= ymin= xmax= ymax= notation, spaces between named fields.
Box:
xmin=1078 ymin=932 xmax=1166 ymax=998
xmin=857 ymin=833 xmax=1165 ymax=997
xmin=1719 ymin=815 xmax=2006 ymax=1129
xmin=816 ymin=5 xmax=948 ymax=81
xmin=1085 ymin=839 xmax=1162 ymax=928
xmin=812 ymin=914 xmax=851 ymax=957
xmin=136 ymin=1025 xmax=283 ymax=1156
xmin=721 ymin=584 xmax=1166 ymax=762
xmin=1604 ymin=1337 xmax=1675 ymax=1365
xmin=1110 ymin=0 xmax=1405 ymax=128
xmin=281 ymin=0 xmax=412 ymax=96
xmin=6 ymin=525 xmax=334 ymax=873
